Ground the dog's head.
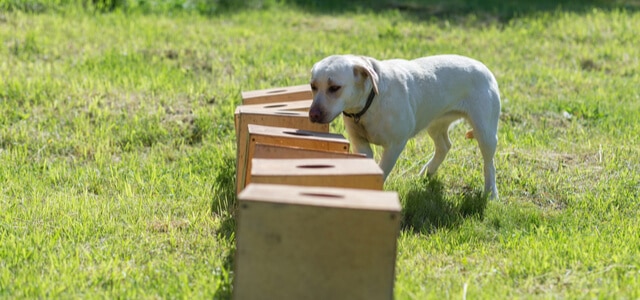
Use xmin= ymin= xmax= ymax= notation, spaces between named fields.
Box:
xmin=309 ymin=55 xmax=379 ymax=123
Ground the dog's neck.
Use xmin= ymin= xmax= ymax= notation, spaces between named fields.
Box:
xmin=342 ymin=89 xmax=376 ymax=124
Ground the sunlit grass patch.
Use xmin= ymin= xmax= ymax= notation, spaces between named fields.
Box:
xmin=1 ymin=1 xmax=639 ymax=298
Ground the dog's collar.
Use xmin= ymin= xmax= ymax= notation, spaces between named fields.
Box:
xmin=342 ymin=89 xmax=376 ymax=124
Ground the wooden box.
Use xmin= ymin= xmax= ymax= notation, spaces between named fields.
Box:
xmin=236 ymin=124 xmax=350 ymax=194
xmin=249 ymin=158 xmax=384 ymax=190
xmin=234 ymin=103 xmax=328 ymax=141
xmin=234 ymin=183 xmax=401 ymax=300
xmin=245 ymin=144 xmax=367 ymax=191
xmin=241 ymin=84 xmax=312 ymax=105
xmin=234 ymin=102 xmax=331 ymax=195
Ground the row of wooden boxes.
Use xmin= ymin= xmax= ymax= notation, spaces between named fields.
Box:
xmin=233 ymin=84 xmax=402 ymax=300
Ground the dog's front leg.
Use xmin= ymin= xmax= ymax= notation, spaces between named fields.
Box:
xmin=350 ymin=136 xmax=374 ymax=158
xmin=379 ymin=141 xmax=408 ymax=181
xmin=345 ymin=126 xmax=374 ymax=158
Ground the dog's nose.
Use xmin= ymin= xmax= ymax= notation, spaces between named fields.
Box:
xmin=309 ymin=107 xmax=322 ymax=123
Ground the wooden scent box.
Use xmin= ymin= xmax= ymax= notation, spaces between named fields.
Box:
xmin=234 ymin=103 xmax=328 ymax=141
xmin=234 ymin=103 xmax=329 ymax=167
xmin=236 ymin=124 xmax=350 ymax=194
xmin=234 ymin=183 xmax=401 ymax=300
xmin=241 ymin=84 xmax=312 ymax=105
xmin=244 ymin=143 xmax=367 ymax=192
xmin=234 ymin=103 xmax=331 ymax=194
xmin=249 ymin=158 xmax=383 ymax=190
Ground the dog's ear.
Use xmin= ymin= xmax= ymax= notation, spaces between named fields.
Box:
xmin=353 ymin=60 xmax=379 ymax=95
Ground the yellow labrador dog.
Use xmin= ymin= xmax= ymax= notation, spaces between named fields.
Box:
xmin=309 ymin=54 xmax=500 ymax=199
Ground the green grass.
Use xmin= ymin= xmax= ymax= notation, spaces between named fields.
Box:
xmin=1 ymin=0 xmax=639 ymax=298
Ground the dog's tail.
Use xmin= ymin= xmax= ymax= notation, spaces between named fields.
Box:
xmin=465 ymin=130 xmax=474 ymax=139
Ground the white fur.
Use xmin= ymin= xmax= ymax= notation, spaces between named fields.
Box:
xmin=309 ymin=54 xmax=501 ymax=199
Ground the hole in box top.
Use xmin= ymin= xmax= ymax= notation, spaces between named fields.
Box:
xmin=274 ymin=111 xmax=299 ymax=115
xmin=283 ymin=131 xmax=312 ymax=136
xmin=296 ymin=164 xmax=335 ymax=169
xmin=263 ymin=104 xmax=287 ymax=109
xmin=267 ymin=89 xmax=287 ymax=94
xmin=299 ymin=192 xmax=344 ymax=199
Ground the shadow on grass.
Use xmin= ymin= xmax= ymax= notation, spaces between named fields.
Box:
xmin=396 ymin=176 xmax=488 ymax=233
xmin=286 ymin=0 xmax=639 ymax=22
xmin=22 ymin=0 xmax=637 ymax=20
xmin=211 ymin=150 xmax=237 ymax=236
xmin=210 ymin=151 xmax=236 ymax=299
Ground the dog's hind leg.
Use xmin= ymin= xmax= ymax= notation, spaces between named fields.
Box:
xmin=419 ymin=120 xmax=454 ymax=176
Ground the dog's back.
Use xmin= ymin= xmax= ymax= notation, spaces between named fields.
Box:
xmin=371 ymin=55 xmax=499 ymax=133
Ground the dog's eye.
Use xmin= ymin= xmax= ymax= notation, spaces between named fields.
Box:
xmin=310 ymin=84 xmax=318 ymax=92
xmin=328 ymin=85 xmax=341 ymax=93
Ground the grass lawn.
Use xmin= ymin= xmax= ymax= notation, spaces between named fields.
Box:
xmin=1 ymin=0 xmax=639 ymax=298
